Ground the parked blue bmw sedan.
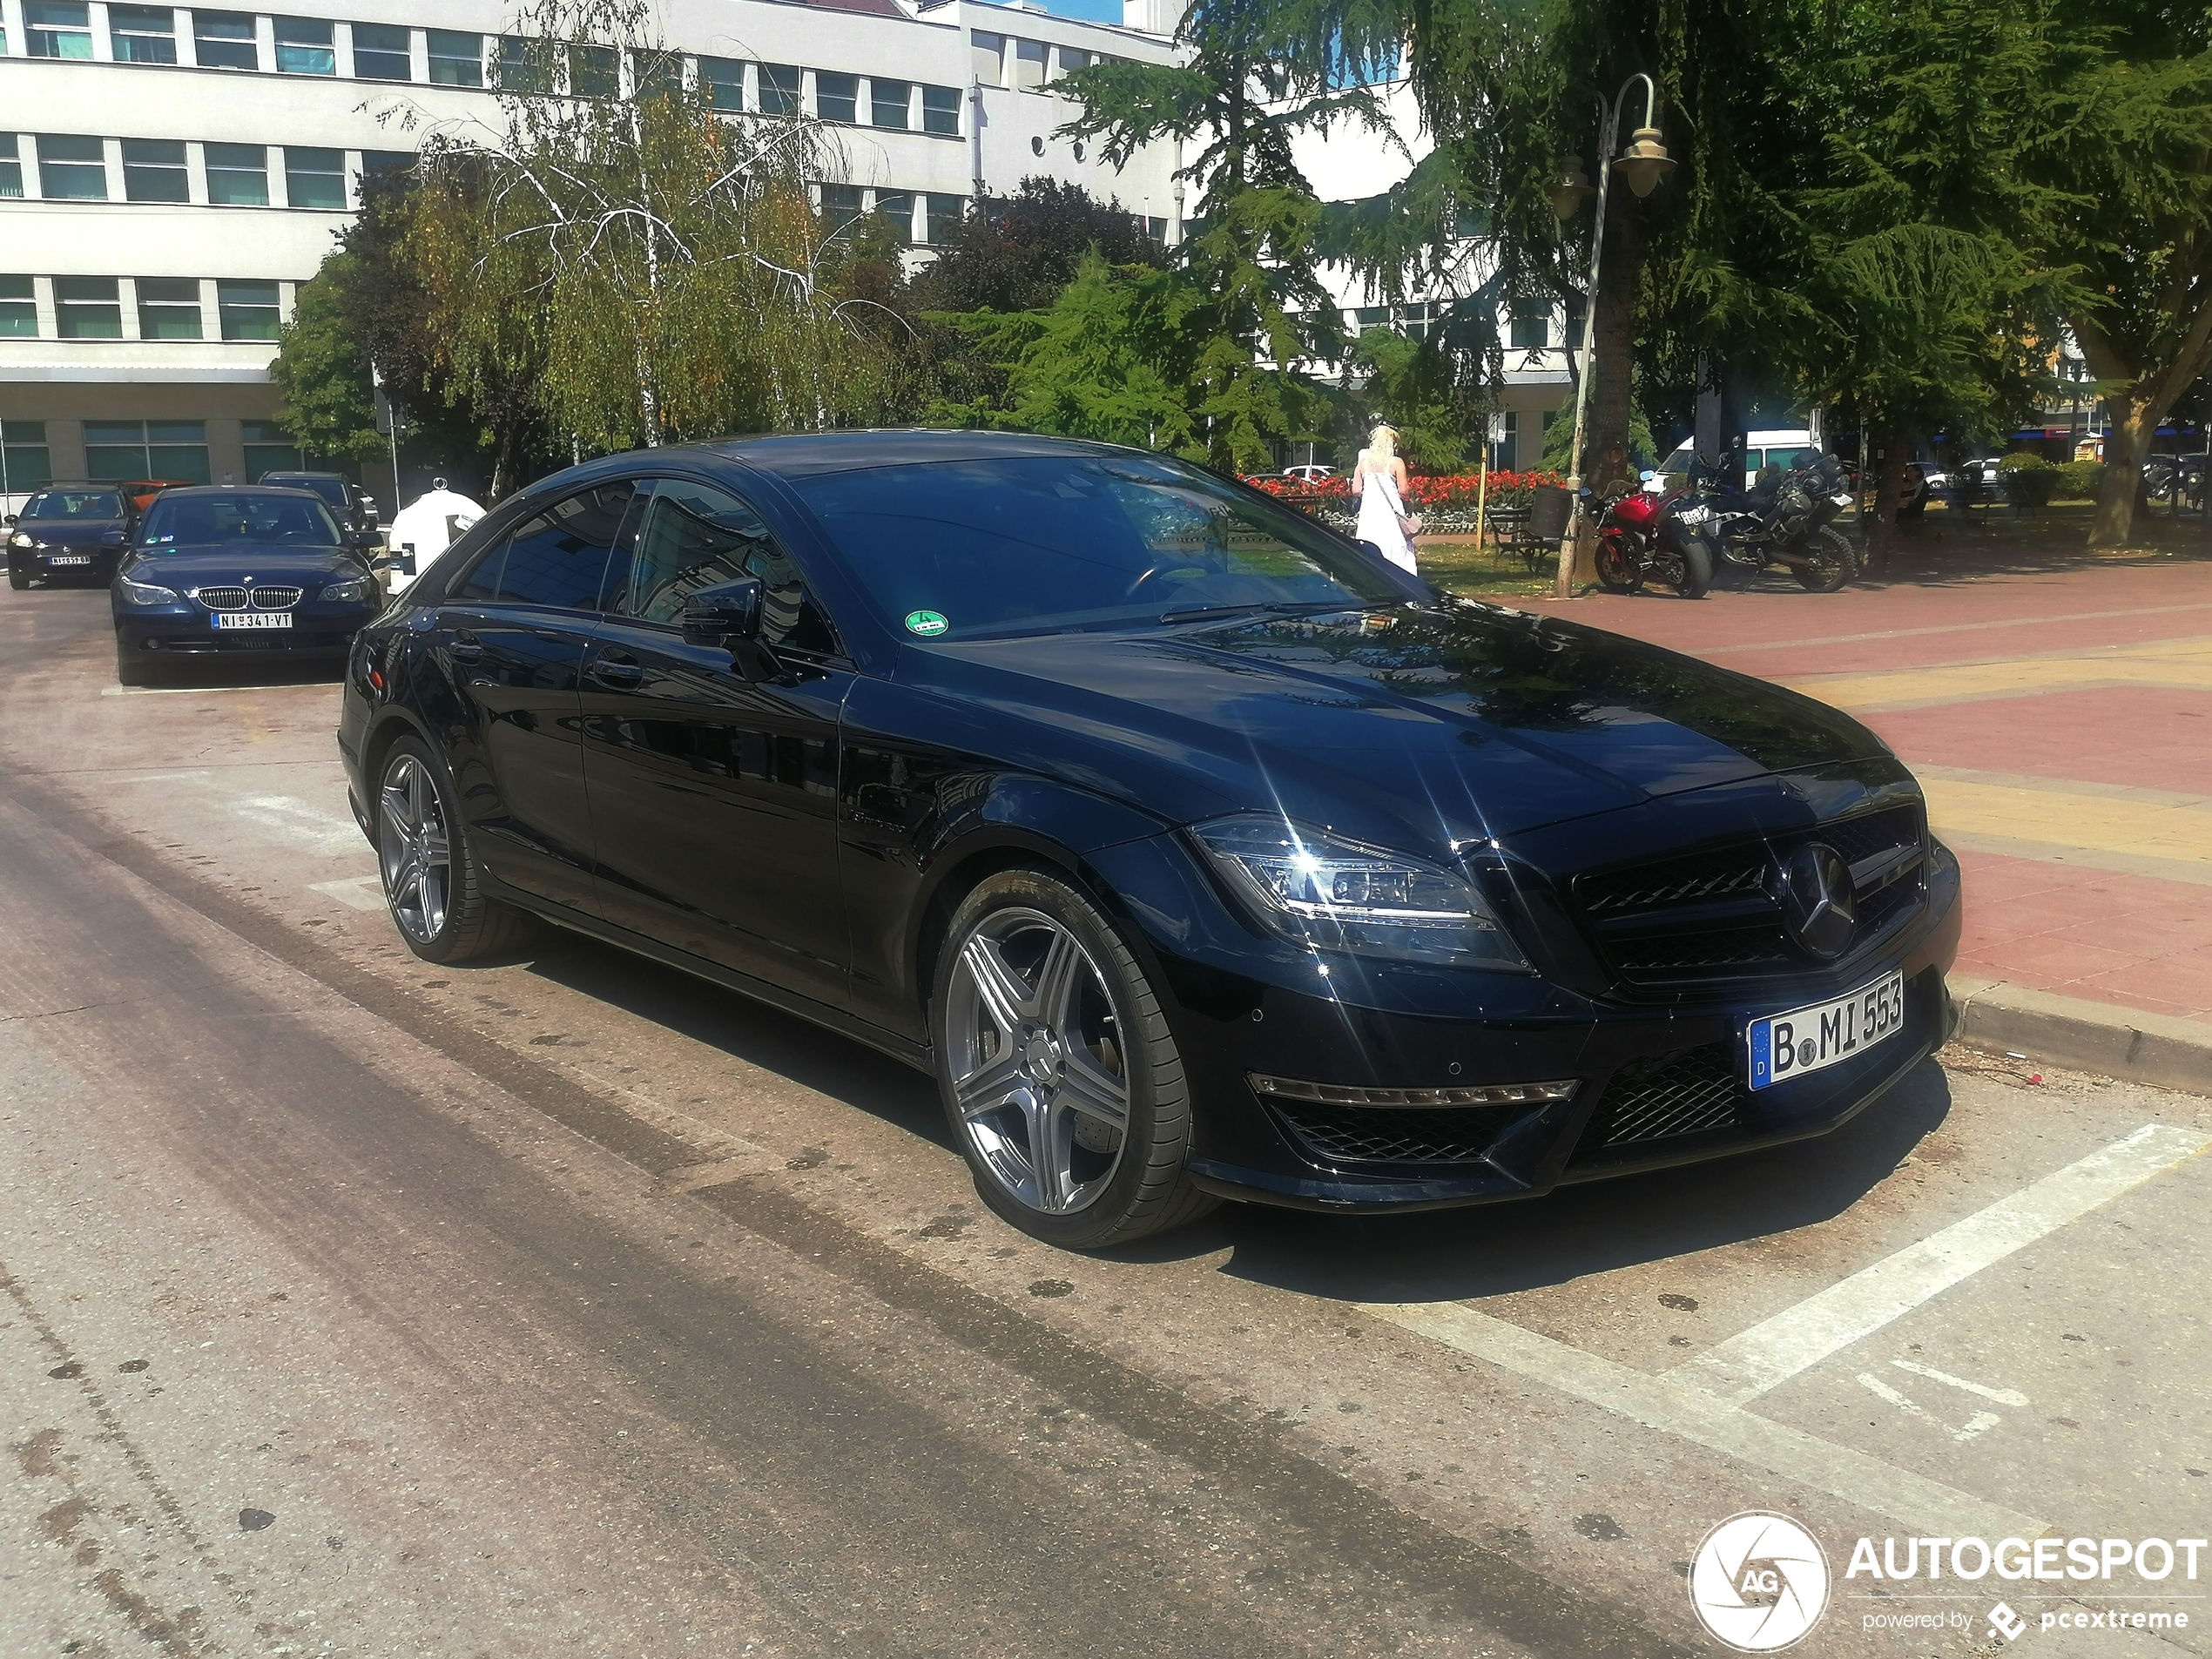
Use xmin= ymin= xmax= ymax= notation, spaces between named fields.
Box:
xmin=111 ymin=485 xmax=385 ymax=685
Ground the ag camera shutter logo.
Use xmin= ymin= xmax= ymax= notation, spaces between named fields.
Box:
xmin=1689 ymin=1511 xmax=1831 ymax=1651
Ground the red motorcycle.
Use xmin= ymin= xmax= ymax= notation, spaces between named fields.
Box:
xmin=1593 ymin=486 xmax=1715 ymax=599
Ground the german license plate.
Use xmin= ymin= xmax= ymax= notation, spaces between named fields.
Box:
xmin=50 ymin=554 xmax=91 ymax=566
xmin=1747 ymin=969 xmax=1905 ymax=1089
xmin=212 ymin=611 xmax=293 ymax=630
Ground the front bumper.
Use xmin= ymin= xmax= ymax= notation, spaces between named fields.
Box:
xmin=117 ymin=604 xmax=377 ymax=656
xmin=1086 ymin=833 xmax=1964 ymax=1215
xmin=13 ymin=546 xmax=120 ymax=581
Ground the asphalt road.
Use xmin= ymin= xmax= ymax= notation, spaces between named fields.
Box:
xmin=4 ymin=581 xmax=2209 ymax=1659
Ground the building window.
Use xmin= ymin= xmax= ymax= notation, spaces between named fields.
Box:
xmin=818 ymin=183 xmax=864 ymax=235
xmin=0 ymin=276 xmax=36 ymax=336
xmin=922 ymin=84 xmax=961 ymax=137
xmin=970 ymin=33 xmax=1003 ymax=87
xmin=55 ymin=276 xmax=123 ymax=340
xmin=109 ymin=4 xmax=178 ymax=63
xmin=273 ymin=17 xmax=335 ymax=74
xmin=26 ymin=1 xmax=93 ymax=58
xmin=0 ymin=137 xmax=23 ymax=200
xmin=1490 ymin=411 xmax=1519 ymax=470
xmin=87 ymin=420 xmax=212 ymax=484
xmin=632 ymin=48 xmax=682 ymax=104
xmin=496 ymin=36 xmax=549 ymax=91
xmin=568 ymin=42 xmax=617 ymax=98
xmin=137 ymin=277 xmax=202 ymax=338
xmin=361 ymin=150 xmax=415 ymax=194
xmin=123 ymin=138 xmax=189 ymax=202
xmin=1508 ymin=301 xmax=1548 ymax=352
xmin=814 ymin=72 xmax=858 ymax=124
xmin=206 ymin=144 xmax=270 ymax=206
xmin=242 ymin=420 xmax=302 ymax=476
xmin=193 ymin=10 xmax=259 ymax=70
xmin=872 ymin=191 xmax=914 ymax=242
xmin=700 ymin=56 xmax=743 ymax=111
xmin=1 ymin=422 xmax=55 ymax=494
xmin=1011 ymin=38 xmax=1048 ymax=91
xmin=924 ymin=192 xmax=964 ymax=246
xmin=1055 ymin=46 xmax=1091 ymax=78
xmin=759 ymin=63 xmax=800 ymax=116
xmin=427 ymin=30 xmax=482 ymax=86
xmin=285 ymin=147 xmax=345 ymax=209
xmin=218 ymin=280 xmax=281 ymax=341
xmin=37 ymin=135 xmax=108 ymax=201
xmin=871 ymin=78 xmax=912 ymax=130
xmin=353 ymin=22 xmax=411 ymax=81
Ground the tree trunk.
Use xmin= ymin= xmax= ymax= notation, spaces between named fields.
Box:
xmin=2090 ymin=393 xmax=2157 ymax=548
xmin=1866 ymin=424 xmax=1908 ymax=568
xmin=1584 ymin=196 xmax=1644 ymax=484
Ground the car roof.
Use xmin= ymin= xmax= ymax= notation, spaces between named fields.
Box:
xmin=260 ymin=470 xmax=349 ymax=482
xmin=144 ymin=483 xmax=330 ymax=502
xmin=680 ymin=428 xmax=1134 ymax=479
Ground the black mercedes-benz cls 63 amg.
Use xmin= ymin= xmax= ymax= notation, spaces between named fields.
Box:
xmin=337 ymin=432 xmax=1960 ymax=1248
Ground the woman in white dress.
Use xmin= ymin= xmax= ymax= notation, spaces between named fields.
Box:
xmin=1352 ymin=423 xmax=1420 ymax=574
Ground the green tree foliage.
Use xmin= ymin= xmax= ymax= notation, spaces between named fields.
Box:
xmin=910 ymin=177 xmax=1163 ymax=314
xmin=269 ymin=259 xmax=385 ymax=463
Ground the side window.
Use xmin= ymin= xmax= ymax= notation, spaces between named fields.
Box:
xmin=461 ymin=482 xmax=637 ymax=611
xmin=622 ymin=480 xmax=840 ymax=657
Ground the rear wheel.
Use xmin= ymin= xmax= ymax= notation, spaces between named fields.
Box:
xmin=932 ymin=867 xmax=1217 ymax=1249
xmin=376 ymin=737 xmax=535 ymax=963
xmin=1794 ymin=527 xmax=1855 ymax=592
xmin=1595 ymin=536 xmax=1642 ymax=593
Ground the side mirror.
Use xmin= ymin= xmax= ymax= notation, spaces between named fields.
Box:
xmin=681 ymin=577 xmax=764 ymax=647
xmin=3 ymin=515 xmax=15 ymax=526
xmin=347 ymin=528 xmax=383 ymax=550
xmin=102 ymin=528 xmax=127 ymax=546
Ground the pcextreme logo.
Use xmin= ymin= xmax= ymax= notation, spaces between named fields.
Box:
xmin=1689 ymin=1511 xmax=1832 ymax=1651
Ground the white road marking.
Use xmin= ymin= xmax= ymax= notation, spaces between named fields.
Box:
xmin=1359 ymin=1298 xmax=2044 ymax=1541
xmin=1680 ymin=1123 xmax=2208 ymax=1406
xmin=1890 ymin=1359 xmax=2028 ymax=1407
xmin=1856 ymin=1372 xmax=1925 ymax=1416
xmin=308 ymin=875 xmax=387 ymax=911
xmin=1952 ymin=1412 xmax=2003 ymax=1444
xmin=228 ymin=794 xmax=365 ymax=857
xmin=100 ymin=682 xmax=334 ymax=697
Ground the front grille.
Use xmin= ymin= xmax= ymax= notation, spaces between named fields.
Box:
xmin=1572 ymin=804 xmax=1925 ymax=989
xmin=1269 ymin=1100 xmax=1528 ymax=1167
xmin=192 ymin=585 xmax=303 ymax=611
xmin=1575 ymin=1044 xmax=1743 ymax=1149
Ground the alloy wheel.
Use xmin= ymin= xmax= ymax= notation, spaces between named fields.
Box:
xmin=379 ymin=752 xmax=453 ymax=946
xmin=943 ymin=907 xmax=1130 ymax=1216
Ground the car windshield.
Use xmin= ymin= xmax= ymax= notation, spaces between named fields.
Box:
xmin=267 ymin=475 xmax=350 ymax=511
xmin=24 ymin=489 xmax=125 ymax=520
xmin=789 ymin=454 xmax=1413 ymax=641
xmin=138 ymin=492 xmax=342 ymax=548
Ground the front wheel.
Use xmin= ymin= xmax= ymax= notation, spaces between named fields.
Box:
xmin=376 ymin=737 xmax=535 ymax=962
xmin=932 ymin=867 xmax=1218 ymax=1249
xmin=1594 ymin=536 xmax=1642 ymax=593
xmin=1795 ymin=528 xmax=1855 ymax=592
xmin=8 ymin=563 xmax=27 ymax=591
xmin=114 ymin=636 xmax=154 ymax=686
xmin=1668 ymin=536 xmax=1714 ymax=599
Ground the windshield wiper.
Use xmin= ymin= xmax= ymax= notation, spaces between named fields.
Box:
xmin=1157 ymin=601 xmax=1346 ymax=625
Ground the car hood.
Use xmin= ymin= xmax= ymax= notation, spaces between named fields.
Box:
xmin=17 ymin=517 xmax=126 ymax=544
xmin=907 ymin=600 xmax=1889 ymax=852
xmin=125 ymin=546 xmax=363 ymax=584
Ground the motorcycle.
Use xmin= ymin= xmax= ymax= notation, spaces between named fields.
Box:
xmin=1679 ymin=452 xmax=1858 ymax=592
xmin=1592 ymin=485 xmax=1716 ymax=599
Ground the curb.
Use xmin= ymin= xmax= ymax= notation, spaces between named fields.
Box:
xmin=1947 ymin=974 xmax=2212 ymax=1097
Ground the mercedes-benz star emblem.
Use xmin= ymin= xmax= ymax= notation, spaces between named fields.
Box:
xmin=1775 ymin=842 xmax=1856 ymax=959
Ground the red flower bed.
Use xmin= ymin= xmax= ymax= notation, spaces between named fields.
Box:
xmin=1251 ymin=469 xmax=1565 ymax=509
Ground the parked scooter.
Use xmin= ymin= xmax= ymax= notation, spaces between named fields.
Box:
xmin=1592 ymin=485 xmax=1716 ymax=598
xmin=1679 ymin=451 xmax=1857 ymax=591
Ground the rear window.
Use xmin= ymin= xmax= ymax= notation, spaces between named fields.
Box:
xmin=24 ymin=489 xmax=125 ymax=519
xmin=138 ymin=491 xmax=341 ymax=546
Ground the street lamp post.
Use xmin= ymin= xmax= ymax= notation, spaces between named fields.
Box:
xmin=1547 ymin=73 xmax=1675 ymax=599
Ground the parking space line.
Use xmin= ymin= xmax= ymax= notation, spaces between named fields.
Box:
xmin=1359 ymin=1299 xmax=2045 ymax=1540
xmin=1681 ymin=1123 xmax=2208 ymax=1406
xmin=1890 ymin=1359 xmax=2027 ymax=1408
xmin=308 ymin=875 xmax=386 ymax=911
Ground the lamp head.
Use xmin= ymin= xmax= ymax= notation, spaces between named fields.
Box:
xmin=1547 ymin=154 xmax=1595 ymax=220
xmin=1615 ymin=127 xmax=1676 ymax=198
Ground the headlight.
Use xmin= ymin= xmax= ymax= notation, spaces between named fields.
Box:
xmin=320 ymin=577 xmax=374 ymax=603
xmin=9 ymin=532 xmax=34 ymax=549
xmin=1191 ymin=815 xmax=1530 ymax=969
xmin=116 ymin=576 xmax=180 ymax=607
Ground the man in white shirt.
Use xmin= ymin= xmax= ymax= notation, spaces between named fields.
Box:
xmin=385 ymin=477 xmax=485 ymax=595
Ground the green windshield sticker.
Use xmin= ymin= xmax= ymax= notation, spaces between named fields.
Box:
xmin=904 ymin=610 xmax=948 ymax=637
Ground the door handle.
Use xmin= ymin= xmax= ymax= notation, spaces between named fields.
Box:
xmin=590 ymin=654 xmax=644 ymax=688
xmin=448 ymin=631 xmax=484 ymax=663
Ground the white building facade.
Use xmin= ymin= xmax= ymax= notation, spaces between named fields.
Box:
xmin=0 ymin=0 xmax=1183 ymax=502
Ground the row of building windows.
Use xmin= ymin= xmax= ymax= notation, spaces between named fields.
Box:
xmin=0 ymin=132 xmax=403 ymax=207
xmin=7 ymin=7 xmax=975 ymax=134
xmin=818 ymin=185 xmax=967 ymax=249
xmin=0 ymin=276 xmax=286 ymax=340
xmin=0 ymin=417 xmax=303 ymax=491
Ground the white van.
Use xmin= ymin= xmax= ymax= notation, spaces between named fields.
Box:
xmin=1649 ymin=428 xmax=1824 ymax=492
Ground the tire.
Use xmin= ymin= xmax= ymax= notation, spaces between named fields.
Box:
xmin=1669 ymin=536 xmax=1713 ymax=599
xmin=8 ymin=563 xmax=27 ymax=590
xmin=1595 ymin=536 xmax=1642 ymax=594
xmin=1794 ymin=528 xmax=1855 ymax=592
xmin=931 ymin=867 xmax=1219 ymax=1250
xmin=114 ymin=637 xmax=154 ymax=686
xmin=374 ymin=736 xmax=536 ymax=963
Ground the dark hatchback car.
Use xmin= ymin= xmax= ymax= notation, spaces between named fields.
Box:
xmin=8 ymin=485 xmax=135 ymax=588
xmin=338 ymin=432 xmax=1961 ymax=1248
xmin=113 ymin=485 xmax=385 ymax=685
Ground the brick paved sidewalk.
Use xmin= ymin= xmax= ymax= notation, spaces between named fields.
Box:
xmin=1500 ymin=553 xmax=2212 ymax=1025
